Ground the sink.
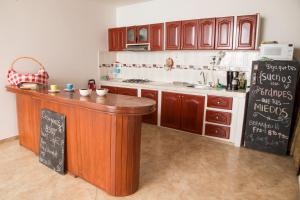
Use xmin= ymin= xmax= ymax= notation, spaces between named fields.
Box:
xmin=186 ymin=84 xmax=210 ymax=89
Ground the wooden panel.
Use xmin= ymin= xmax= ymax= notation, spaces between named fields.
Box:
xmin=206 ymin=110 xmax=232 ymax=125
xmin=165 ymin=21 xmax=182 ymax=50
xmin=101 ymin=85 xmax=118 ymax=94
xmin=161 ymin=92 xmax=181 ymax=129
xmin=207 ymin=95 xmax=233 ymax=110
xmin=181 ymin=20 xmax=198 ymax=50
xmin=141 ymin=89 xmax=158 ymax=125
xmin=127 ymin=26 xmax=137 ymax=44
xmin=109 ymin=115 xmax=142 ymax=196
xmin=205 ymin=124 xmax=230 ymax=139
xmin=31 ymin=97 xmax=41 ymax=154
xmin=76 ymin=108 xmax=110 ymax=189
xmin=215 ymin=16 xmax=234 ymax=50
xmin=198 ymin=18 xmax=216 ymax=50
xmin=180 ymin=94 xmax=205 ymax=134
xmin=136 ymin=25 xmax=149 ymax=43
xmin=150 ymin=23 xmax=164 ymax=51
xmin=235 ymin=14 xmax=258 ymax=50
xmin=117 ymin=87 xmax=138 ymax=97
xmin=16 ymin=94 xmax=37 ymax=153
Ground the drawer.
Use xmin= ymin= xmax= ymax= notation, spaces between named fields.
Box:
xmin=205 ymin=124 xmax=230 ymax=139
xmin=207 ymin=95 xmax=233 ymax=110
xmin=206 ymin=110 xmax=232 ymax=125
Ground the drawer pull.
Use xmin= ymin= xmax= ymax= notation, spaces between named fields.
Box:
xmin=215 ymin=116 xmax=219 ymax=120
xmin=217 ymin=101 xmax=221 ymax=104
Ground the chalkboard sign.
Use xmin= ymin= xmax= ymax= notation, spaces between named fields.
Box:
xmin=39 ymin=109 xmax=66 ymax=174
xmin=244 ymin=60 xmax=299 ymax=155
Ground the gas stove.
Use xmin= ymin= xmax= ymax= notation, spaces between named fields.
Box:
xmin=122 ymin=79 xmax=151 ymax=83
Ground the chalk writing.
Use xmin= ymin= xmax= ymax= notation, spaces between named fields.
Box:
xmin=39 ymin=109 xmax=66 ymax=175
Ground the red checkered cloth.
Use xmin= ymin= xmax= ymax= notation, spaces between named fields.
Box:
xmin=7 ymin=69 xmax=49 ymax=86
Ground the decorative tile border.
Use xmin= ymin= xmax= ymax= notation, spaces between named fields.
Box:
xmin=99 ymin=64 xmax=250 ymax=72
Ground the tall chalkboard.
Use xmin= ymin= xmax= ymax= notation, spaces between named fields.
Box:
xmin=39 ymin=109 xmax=66 ymax=174
xmin=244 ymin=60 xmax=299 ymax=155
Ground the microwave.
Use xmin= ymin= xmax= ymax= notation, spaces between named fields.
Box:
xmin=259 ymin=44 xmax=294 ymax=60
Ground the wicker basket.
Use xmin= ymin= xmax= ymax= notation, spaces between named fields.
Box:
xmin=7 ymin=57 xmax=49 ymax=86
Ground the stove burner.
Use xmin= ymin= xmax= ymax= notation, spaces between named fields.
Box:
xmin=122 ymin=79 xmax=151 ymax=83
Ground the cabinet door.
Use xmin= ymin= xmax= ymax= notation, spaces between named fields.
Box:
xmin=108 ymin=28 xmax=119 ymax=51
xmin=117 ymin=27 xmax=127 ymax=50
xmin=165 ymin=21 xmax=182 ymax=50
xmin=161 ymin=92 xmax=181 ymax=129
xmin=181 ymin=94 xmax=205 ymax=134
xmin=198 ymin=18 xmax=216 ymax=50
xmin=117 ymin=87 xmax=138 ymax=96
xmin=137 ymin=25 xmax=149 ymax=43
xmin=215 ymin=17 xmax=234 ymax=50
xmin=150 ymin=23 xmax=164 ymax=51
xmin=235 ymin=15 xmax=258 ymax=50
xmin=127 ymin=26 xmax=137 ymax=44
xmin=141 ymin=90 xmax=158 ymax=125
xmin=108 ymin=28 xmax=126 ymax=51
xmin=181 ymin=20 xmax=198 ymax=50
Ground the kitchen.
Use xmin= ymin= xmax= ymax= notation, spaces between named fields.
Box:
xmin=1 ymin=0 xmax=300 ymax=199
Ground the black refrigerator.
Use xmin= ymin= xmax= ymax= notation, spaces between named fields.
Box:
xmin=244 ymin=60 xmax=299 ymax=155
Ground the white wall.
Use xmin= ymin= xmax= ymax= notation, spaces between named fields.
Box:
xmin=116 ymin=0 xmax=300 ymax=60
xmin=0 ymin=0 xmax=116 ymax=140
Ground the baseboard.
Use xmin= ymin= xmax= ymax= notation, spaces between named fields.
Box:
xmin=0 ymin=136 xmax=19 ymax=144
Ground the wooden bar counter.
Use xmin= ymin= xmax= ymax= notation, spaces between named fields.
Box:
xmin=6 ymin=86 xmax=156 ymax=196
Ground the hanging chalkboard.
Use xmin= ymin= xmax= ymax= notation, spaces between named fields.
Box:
xmin=244 ymin=60 xmax=299 ymax=155
xmin=39 ymin=109 xmax=66 ymax=174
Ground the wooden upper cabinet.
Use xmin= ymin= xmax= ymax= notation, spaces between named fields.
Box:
xmin=215 ymin=16 xmax=234 ymax=50
xmin=161 ymin=92 xmax=182 ymax=129
xmin=127 ymin=25 xmax=150 ymax=44
xmin=235 ymin=14 xmax=258 ymax=50
xmin=108 ymin=27 xmax=126 ymax=51
xmin=198 ymin=18 xmax=216 ymax=50
xmin=181 ymin=94 xmax=205 ymax=134
xmin=165 ymin=21 xmax=182 ymax=50
xmin=150 ymin=23 xmax=164 ymax=51
xmin=137 ymin=25 xmax=149 ymax=43
xmin=127 ymin=26 xmax=137 ymax=44
xmin=181 ymin=20 xmax=198 ymax=50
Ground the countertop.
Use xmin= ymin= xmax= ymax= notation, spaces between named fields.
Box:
xmin=100 ymin=79 xmax=248 ymax=98
xmin=6 ymin=86 xmax=156 ymax=115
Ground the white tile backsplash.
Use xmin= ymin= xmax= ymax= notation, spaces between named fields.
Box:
xmin=99 ymin=50 xmax=259 ymax=85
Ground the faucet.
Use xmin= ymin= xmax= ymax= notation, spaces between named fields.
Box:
xmin=199 ymin=71 xmax=207 ymax=85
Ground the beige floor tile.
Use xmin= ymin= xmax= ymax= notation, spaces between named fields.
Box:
xmin=0 ymin=124 xmax=299 ymax=200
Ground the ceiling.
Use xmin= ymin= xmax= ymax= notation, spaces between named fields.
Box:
xmin=100 ymin=0 xmax=152 ymax=6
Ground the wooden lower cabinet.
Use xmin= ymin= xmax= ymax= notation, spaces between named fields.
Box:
xmin=161 ymin=92 xmax=205 ymax=134
xmin=161 ymin=92 xmax=182 ymax=129
xmin=101 ymin=86 xmax=137 ymax=96
xmin=117 ymin=87 xmax=137 ymax=96
xmin=101 ymin=85 xmax=118 ymax=94
xmin=181 ymin=94 xmax=205 ymax=134
xmin=141 ymin=89 xmax=158 ymax=125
